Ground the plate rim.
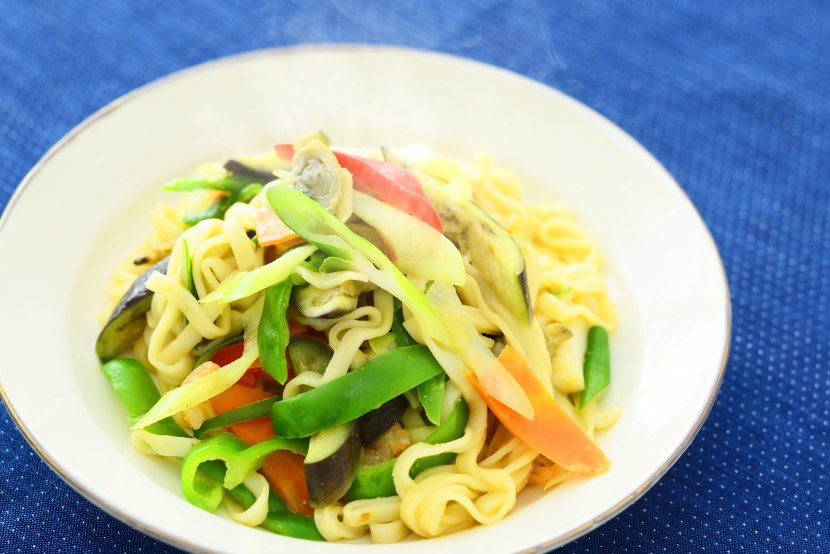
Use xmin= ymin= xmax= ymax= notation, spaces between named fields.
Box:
xmin=0 ymin=43 xmax=731 ymax=553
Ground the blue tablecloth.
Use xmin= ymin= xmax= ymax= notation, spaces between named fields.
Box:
xmin=1 ymin=1 xmax=827 ymax=552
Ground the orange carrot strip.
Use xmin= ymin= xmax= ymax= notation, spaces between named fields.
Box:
xmin=257 ymin=451 xmax=312 ymax=516
xmin=274 ymin=235 xmax=307 ymax=255
xmin=469 ymin=346 xmax=611 ymax=474
xmin=210 ymin=384 xmax=313 ymax=516
xmin=210 ymin=384 xmax=274 ymax=415
xmin=256 ymin=204 xmax=302 ymax=248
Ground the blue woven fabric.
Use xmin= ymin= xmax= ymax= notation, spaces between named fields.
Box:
xmin=1 ymin=1 xmax=828 ymax=552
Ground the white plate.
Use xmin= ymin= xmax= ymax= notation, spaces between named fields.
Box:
xmin=0 ymin=45 xmax=729 ymax=553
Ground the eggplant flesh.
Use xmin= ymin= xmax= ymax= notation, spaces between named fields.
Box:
xmin=426 ymin=187 xmax=532 ymax=322
xmin=304 ymin=421 xmax=363 ymax=508
xmin=96 ymin=257 xmax=169 ymax=361
xmin=287 ymin=335 xmax=333 ymax=375
xmin=294 ymin=281 xmax=363 ymax=318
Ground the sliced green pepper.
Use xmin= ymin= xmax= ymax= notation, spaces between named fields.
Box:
xmin=391 ymin=295 xmax=444 ymax=425
xmin=417 ymin=373 xmax=446 ymax=425
xmin=259 ymin=498 xmax=325 ymax=541
xmin=390 ymin=298 xmax=415 ymax=348
xmin=182 ymin=194 xmax=235 ymax=226
xmin=236 ymin=183 xmax=263 ymax=204
xmin=181 ymin=432 xmax=308 ymax=511
xmin=193 ymin=397 xmax=279 ymax=439
xmin=163 ymin=173 xmax=252 ymax=193
xmin=344 ymin=397 xmax=468 ymax=501
xmin=579 ymin=325 xmax=611 ymax=409
xmin=258 ymin=279 xmax=293 ymax=383
xmin=271 ymin=345 xmax=444 ymax=438
xmin=101 ymin=358 xmax=188 ymax=437
xmin=181 ymin=183 xmax=263 ymax=226
xmin=197 ymin=460 xmax=323 ymax=541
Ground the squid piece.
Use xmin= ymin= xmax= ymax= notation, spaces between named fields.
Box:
xmin=291 ymin=138 xmax=354 ymax=221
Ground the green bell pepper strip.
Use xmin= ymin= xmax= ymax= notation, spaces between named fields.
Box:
xmin=163 ymin=173 xmax=253 ymax=193
xmin=392 ymin=298 xmax=447 ymax=423
xmin=181 ymin=183 xmax=263 ymax=226
xmin=417 ymin=374 xmax=446 ymax=425
xmin=181 ymin=432 xmax=308 ymax=511
xmin=344 ymin=397 xmax=468 ymax=501
xmin=579 ymin=325 xmax=611 ymax=410
xmin=236 ymin=183 xmax=264 ymax=204
xmin=390 ymin=298 xmax=415 ymax=348
xmin=197 ymin=460 xmax=323 ymax=541
xmin=182 ymin=195 xmax=235 ymax=226
xmin=193 ymin=397 xmax=279 ymax=439
xmin=257 ymin=279 xmax=293 ymax=383
xmin=165 ymin=168 xmax=265 ymax=227
xmin=101 ymin=358 xmax=188 ymax=437
xmin=271 ymin=345 xmax=444 ymax=438
xmin=258 ymin=498 xmax=324 ymax=541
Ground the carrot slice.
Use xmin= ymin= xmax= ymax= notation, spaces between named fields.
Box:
xmin=469 ymin=346 xmax=610 ymax=474
xmin=256 ymin=204 xmax=302 ymax=249
xmin=275 ymin=143 xmax=295 ymax=161
xmin=210 ymin=384 xmax=313 ymax=516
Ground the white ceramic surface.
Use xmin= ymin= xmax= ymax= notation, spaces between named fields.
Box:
xmin=0 ymin=46 xmax=729 ymax=553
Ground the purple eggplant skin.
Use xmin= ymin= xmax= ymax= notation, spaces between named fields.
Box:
xmin=95 ymin=257 xmax=169 ymax=361
xmin=304 ymin=421 xmax=363 ymax=508
xmin=358 ymin=395 xmax=409 ymax=446
xmin=223 ymin=159 xmax=278 ymax=184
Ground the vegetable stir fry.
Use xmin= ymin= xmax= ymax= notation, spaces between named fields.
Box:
xmin=97 ymin=135 xmax=618 ymax=543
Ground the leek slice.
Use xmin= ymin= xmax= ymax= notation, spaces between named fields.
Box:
xmin=201 ymin=244 xmax=316 ymax=304
xmin=352 ymin=190 xmax=465 ymax=286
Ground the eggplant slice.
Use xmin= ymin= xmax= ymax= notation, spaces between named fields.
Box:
xmin=96 ymin=257 xmax=169 ymax=361
xmin=304 ymin=421 xmax=363 ymax=508
xmin=223 ymin=159 xmax=278 ymax=183
xmin=358 ymin=395 xmax=409 ymax=446
xmin=287 ymin=335 xmax=333 ymax=375
xmin=424 ymin=185 xmax=532 ymax=323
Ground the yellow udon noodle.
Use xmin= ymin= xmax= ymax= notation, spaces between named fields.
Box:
xmin=144 ymin=203 xmax=263 ymax=386
xmin=104 ymin=147 xmax=619 ymax=542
